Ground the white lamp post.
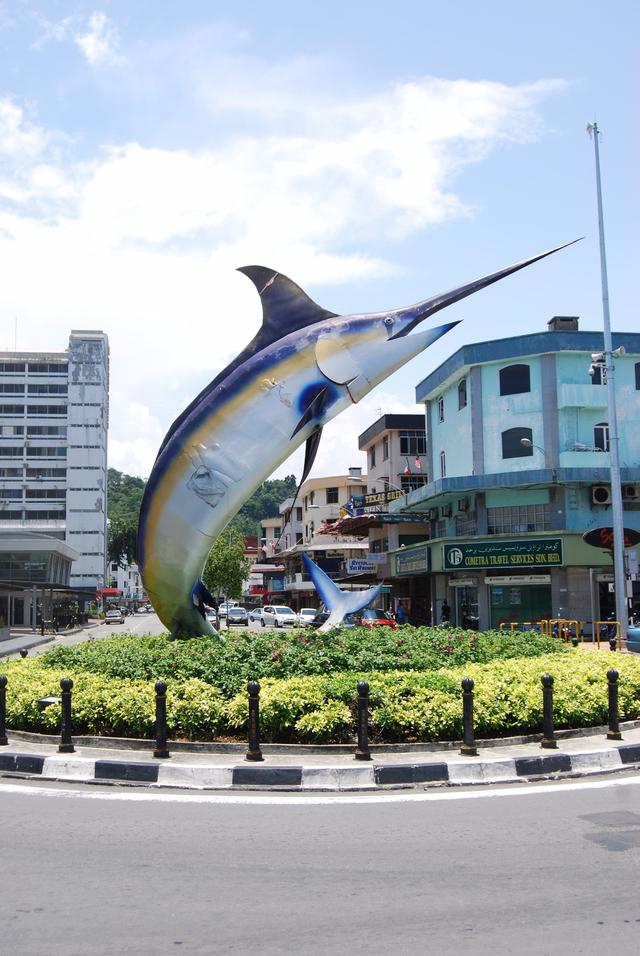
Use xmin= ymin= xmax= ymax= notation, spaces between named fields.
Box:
xmin=587 ymin=122 xmax=627 ymax=648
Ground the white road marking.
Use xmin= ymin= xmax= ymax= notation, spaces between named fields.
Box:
xmin=0 ymin=774 xmax=639 ymax=806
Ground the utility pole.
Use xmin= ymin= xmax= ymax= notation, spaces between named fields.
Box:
xmin=587 ymin=122 xmax=627 ymax=648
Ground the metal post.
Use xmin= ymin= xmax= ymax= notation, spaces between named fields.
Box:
xmin=460 ymin=677 xmax=478 ymax=756
xmin=588 ymin=122 xmax=627 ymax=650
xmin=355 ymin=681 xmax=372 ymax=760
xmin=245 ymin=680 xmax=264 ymax=761
xmin=58 ymin=677 xmax=75 ymax=754
xmin=540 ymin=674 xmax=557 ymax=749
xmin=153 ymin=680 xmax=170 ymax=758
xmin=0 ymin=675 xmax=7 ymax=746
xmin=606 ymin=668 xmax=622 ymax=740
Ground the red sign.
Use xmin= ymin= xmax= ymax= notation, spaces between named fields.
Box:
xmin=582 ymin=527 xmax=640 ymax=550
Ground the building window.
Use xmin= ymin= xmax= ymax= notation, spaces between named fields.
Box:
xmin=382 ymin=436 xmax=389 ymax=460
xmin=455 ymin=513 xmax=477 ymax=536
xmin=326 ymin=487 xmax=339 ymax=504
xmin=296 ymin=507 xmax=303 ymax=521
xmin=501 ymin=427 xmax=533 ymax=459
xmin=594 ymin=422 xmax=610 ymax=452
xmin=487 ymin=504 xmax=551 ymax=535
xmin=401 ymin=475 xmax=428 ymax=493
xmin=458 ymin=379 xmax=467 ymax=409
xmin=437 ymin=396 xmax=444 ymax=422
xmin=635 ymin=363 xmax=640 ymax=390
xmin=371 ymin=537 xmax=389 ymax=553
xmin=370 ymin=445 xmax=376 ymax=469
xmin=590 ymin=364 xmax=606 ymax=385
xmin=296 ymin=532 xmax=303 ymax=544
xmin=499 ymin=364 xmax=531 ymax=396
xmin=399 ymin=430 xmax=426 ymax=456
xmin=309 ymin=490 xmax=315 ymax=506
xmin=440 ymin=450 xmax=446 ymax=478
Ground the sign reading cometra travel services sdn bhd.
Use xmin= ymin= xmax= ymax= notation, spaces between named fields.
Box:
xmin=443 ymin=538 xmax=563 ymax=571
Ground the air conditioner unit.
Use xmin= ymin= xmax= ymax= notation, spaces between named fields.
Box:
xmin=591 ymin=485 xmax=612 ymax=506
xmin=622 ymin=484 xmax=638 ymax=500
xmin=441 ymin=504 xmax=452 ymax=518
xmin=457 ymin=498 xmax=469 ymax=512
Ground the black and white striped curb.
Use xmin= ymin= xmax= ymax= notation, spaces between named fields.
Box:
xmin=1 ymin=744 xmax=639 ymax=791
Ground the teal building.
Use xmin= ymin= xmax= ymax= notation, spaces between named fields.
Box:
xmin=392 ymin=317 xmax=640 ymax=632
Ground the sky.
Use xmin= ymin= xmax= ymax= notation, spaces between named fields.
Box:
xmin=0 ymin=1 xmax=637 ymax=482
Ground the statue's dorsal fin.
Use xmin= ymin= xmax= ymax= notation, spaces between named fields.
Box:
xmin=238 ymin=266 xmax=337 ymax=348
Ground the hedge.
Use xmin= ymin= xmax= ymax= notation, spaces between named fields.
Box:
xmin=4 ymin=650 xmax=640 ymax=743
xmin=38 ymin=627 xmax=567 ymax=695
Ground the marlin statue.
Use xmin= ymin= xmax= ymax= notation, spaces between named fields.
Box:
xmin=302 ymin=553 xmax=383 ymax=631
xmin=138 ymin=241 xmax=577 ymax=638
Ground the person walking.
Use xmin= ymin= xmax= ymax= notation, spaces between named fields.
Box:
xmin=441 ymin=599 xmax=451 ymax=625
xmin=396 ymin=603 xmax=407 ymax=625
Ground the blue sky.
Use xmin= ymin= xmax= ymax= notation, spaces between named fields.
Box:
xmin=0 ymin=1 xmax=637 ymax=480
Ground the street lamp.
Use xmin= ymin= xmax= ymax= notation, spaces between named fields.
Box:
xmin=520 ymin=438 xmax=557 ymax=483
xmin=587 ymin=122 xmax=627 ymax=648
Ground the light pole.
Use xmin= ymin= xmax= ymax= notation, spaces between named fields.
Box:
xmin=519 ymin=438 xmax=557 ymax=483
xmin=587 ymin=122 xmax=627 ymax=648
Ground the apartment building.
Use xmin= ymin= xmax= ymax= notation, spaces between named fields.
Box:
xmin=0 ymin=330 xmax=109 ymax=593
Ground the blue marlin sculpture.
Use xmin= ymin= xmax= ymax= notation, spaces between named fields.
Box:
xmin=138 ymin=242 xmax=576 ymax=638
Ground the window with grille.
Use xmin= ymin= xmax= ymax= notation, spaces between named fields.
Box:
xmin=370 ymin=445 xmax=376 ymax=468
xmin=455 ymin=513 xmax=477 ymax=536
xmin=382 ymin=436 xmax=389 ymax=460
xmin=440 ymin=450 xmax=446 ymax=478
xmin=487 ymin=504 xmax=551 ymax=535
xmin=499 ymin=364 xmax=530 ymax=396
xmin=401 ymin=475 xmax=428 ymax=492
xmin=458 ymin=379 xmax=467 ymax=409
xmin=437 ymin=396 xmax=444 ymax=422
xmin=399 ymin=430 xmax=426 ymax=455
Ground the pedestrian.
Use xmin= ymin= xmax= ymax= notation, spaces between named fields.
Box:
xmin=441 ymin=599 xmax=451 ymax=625
xmin=396 ymin=603 xmax=406 ymax=625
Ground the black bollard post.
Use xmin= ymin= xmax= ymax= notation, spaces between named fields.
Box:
xmin=153 ymin=680 xmax=170 ymax=758
xmin=0 ymin=675 xmax=7 ymax=746
xmin=58 ymin=677 xmax=75 ymax=754
xmin=609 ymin=637 xmax=617 ymax=652
xmin=460 ymin=677 xmax=478 ymax=756
xmin=606 ymin=669 xmax=622 ymax=741
xmin=540 ymin=673 xmax=557 ymax=749
xmin=19 ymin=649 xmax=28 ymax=659
xmin=355 ymin=681 xmax=372 ymax=761
xmin=571 ymin=635 xmax=579 ymax=647
xmin=245 ymin=680 xmax=264 ymax=762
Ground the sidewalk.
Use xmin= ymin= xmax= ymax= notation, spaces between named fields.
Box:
xmin=0 ymin=622 xmax=100 ymax=659
xmin=2 ymin=723 xmax=639 ymax=792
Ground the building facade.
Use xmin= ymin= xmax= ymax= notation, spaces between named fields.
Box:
xmin=0 ymin=330 xmax=109 ymax=593
xmin=392 ymin=317 xmax=640 ymax=631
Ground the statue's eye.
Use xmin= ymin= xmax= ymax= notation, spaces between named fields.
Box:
xmin=384 ymin=316 xmax=394 ymax=326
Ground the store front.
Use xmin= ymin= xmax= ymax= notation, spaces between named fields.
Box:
xmin=486 ymin=576 xmax=552 ymax=628
xmin=450 ymin=580 xmax=480 ymax=630
xmin=391 ymin=543 xmax=431 ymax=625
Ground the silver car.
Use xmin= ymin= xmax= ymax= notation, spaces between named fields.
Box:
xmin=261 ymin=605 xmax=298 ymax=628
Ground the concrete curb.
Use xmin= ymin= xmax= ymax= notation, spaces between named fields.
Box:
xmin=1 ymin=744 xmax=639 ymax=792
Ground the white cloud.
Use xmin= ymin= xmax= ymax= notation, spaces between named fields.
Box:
xmin=74 ymin=11 xmax=123 ymax=66
xmin=0 ymin=75 xmax=562 ymax=477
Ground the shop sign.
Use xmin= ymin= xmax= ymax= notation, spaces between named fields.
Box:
xmin=484 ymin=574 xmax=551 ymax=585
xmin=449 ymin=578 xmax=478 ymax=587
xmin=346 ymin=558 xmax=378 ymax=575
xmin=443 ymin=538 xmax=563 ymax=570
xmin=365 ymin=554 xmax=387 ymax=564
xmin=352 ymin=489 xmax=404 ymax=507
xmin=582 ymin=527 xmax=640 ymax=550
xmin=395 ymin=545 xmax=430 ymax=575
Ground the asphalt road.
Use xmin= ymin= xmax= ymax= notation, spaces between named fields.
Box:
xmin=2 ymin=774 xmax=640 ymax=955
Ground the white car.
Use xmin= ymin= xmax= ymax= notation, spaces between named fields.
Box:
xmin=218 ymin=602 xmax=238 ymax=619
xmin=297 ymin=608 xmax=318 ymax=627
xmin=105 ymin=608 xmax=124 ymax=624
xmin=248 ymin=607 xmax=264 ymax=623
xmin=261 ymin=605 xmax=298 ymax=628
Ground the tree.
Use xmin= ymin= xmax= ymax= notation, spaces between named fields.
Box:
xmin=108 ymin=517 xmax=138 ymax=565
xmin=202 ymin=528 xmax=252 ymax=603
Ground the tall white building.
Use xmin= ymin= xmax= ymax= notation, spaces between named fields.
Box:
xmin=0 ymin=330 xmax=109 ymax=592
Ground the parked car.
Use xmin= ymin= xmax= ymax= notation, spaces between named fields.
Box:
xmin=297 ymin=608 xmax=318 ymax=627
xmin=206 ymin=608 xmax=220 ymax=628
xmin=226 ymin=606 xmax=249 ymax=626
xmin=105 ymin=608 xmax=124 ymax=625
xmin=248 ymin=607 xmax=264 ymax=623
xmin=218 ymin=601 xmax=238 ymax=619
xmin=357 ymin=608 xmax=398 ymax=629
xmin=261 ymin=605 xmax=298 ymax=628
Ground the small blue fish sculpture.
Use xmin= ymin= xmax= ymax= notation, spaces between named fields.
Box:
xmin=138 ymin=242 xmax=576 ymax=637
